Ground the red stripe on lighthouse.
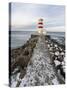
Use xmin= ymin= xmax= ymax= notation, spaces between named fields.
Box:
xmin=38 ymin=26 xmax=43 ymax=28
xmin=38 ymin=22 xmax=43 ymax=24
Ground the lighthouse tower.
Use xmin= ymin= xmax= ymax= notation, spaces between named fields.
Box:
xmin=37 ymin=18 xmax=43 ymax=34
xmin=37 ymin=18 xmax=46 ymax=35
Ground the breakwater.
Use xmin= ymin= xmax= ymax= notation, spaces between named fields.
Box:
xmin=10 ymin=34 xmax=65 ymax=87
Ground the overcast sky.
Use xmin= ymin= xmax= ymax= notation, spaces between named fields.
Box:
xmin=11 ymin=3 xmax=65 ymax=32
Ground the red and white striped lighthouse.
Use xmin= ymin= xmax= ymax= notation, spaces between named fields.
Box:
xmin=37 ymin=18 xmax=44 ymax=34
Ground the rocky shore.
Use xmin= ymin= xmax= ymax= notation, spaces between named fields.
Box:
xmin=10 ymin=35 xmax=39 ymax=87
xmin=45 ymin=35 xmax=65 ymax=83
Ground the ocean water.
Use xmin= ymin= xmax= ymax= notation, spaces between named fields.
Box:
xmin=47 ymin=32 xmax=65 ymax=45
xmin=10 ymin=31 xmax=65 ymax=49
xmin=10 ymin=31 xmax=35 ymax=49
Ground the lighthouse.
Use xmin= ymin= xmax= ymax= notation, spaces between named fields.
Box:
xmin=37 ymin=18 xmax=43 ymax=34
xmin=37 ymin=18 xmax=46 ymax=35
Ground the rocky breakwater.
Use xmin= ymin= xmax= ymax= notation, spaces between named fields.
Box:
xmin=16 ymin=35 xmax=59 ymax=87
xmin=9 ymin=35 xmax=39 ymax=87
xmin=45 ymin=35 xmax=65 ymax=84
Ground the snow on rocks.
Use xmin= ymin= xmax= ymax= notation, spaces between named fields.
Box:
xmin=45 ymin=35 xmax=65 ymax=83
xmin=12 ymin=67 xmax=19 ymax=74
xmin=47 ymin=44 xmax=50 ymax=48
xmin=61 ymin=58 xmax=65 ymax=73
xmin=54 ymin=44 xmax=58 ymax=48
xmin=52 ymin=76 xmax=59 ymax=85
xmin=11 ymin=73 xmax=21 ymax=87
xmin=54 ymin=60 xmax=61 ymax=67
xmin=55 ymin=51 xmax=60 ymax=56
xmin=60 ymin=52 xmax=64 ymax=56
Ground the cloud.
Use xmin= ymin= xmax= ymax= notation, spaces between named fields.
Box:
xmin=11 ymin=3 xmax=65 ymax=32
xmin=46 ymin=26 xmax=65 ymax=32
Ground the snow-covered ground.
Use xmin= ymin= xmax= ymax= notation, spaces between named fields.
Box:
xmin=11 ymin=36 xmax=59 ymax=87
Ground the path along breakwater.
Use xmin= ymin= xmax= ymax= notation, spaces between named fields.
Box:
xmin=10 ymin=34 xmax=65 ymax=87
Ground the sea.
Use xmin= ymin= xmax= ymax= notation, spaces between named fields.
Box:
xmin=10 ymin=31 xmax=65 ymax=49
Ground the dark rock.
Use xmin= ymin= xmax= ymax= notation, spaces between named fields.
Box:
xmin=56 ymin=64 xmax=65 ymax=79
xmin=19 ymin=68 xmax=26 ymax=79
